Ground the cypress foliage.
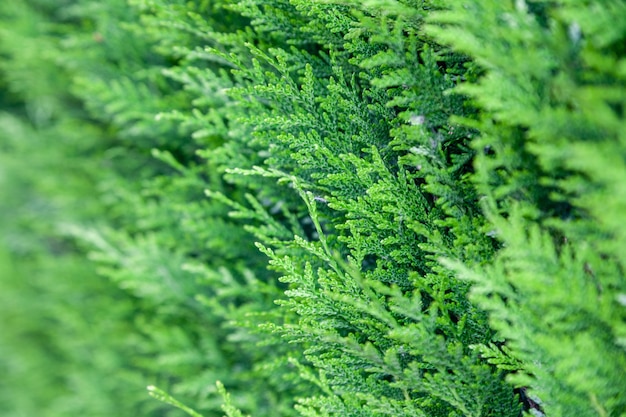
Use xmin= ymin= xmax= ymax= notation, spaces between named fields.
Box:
xmin=0 ymin=2 xmax=156 ymax=415
xmin=0 ymin=1 xmax=623 ymax=417
xmin=428 ymin=1 xmax=626 ymax=415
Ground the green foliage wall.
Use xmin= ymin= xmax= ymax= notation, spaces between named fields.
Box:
xmin=428 ymin=1 xmax=626 ymax=415
xmin=0 ymin=1 xmax=624 ymax=417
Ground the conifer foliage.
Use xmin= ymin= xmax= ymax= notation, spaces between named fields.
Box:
xmin=0 ymin=1 xmax=624 ymax=417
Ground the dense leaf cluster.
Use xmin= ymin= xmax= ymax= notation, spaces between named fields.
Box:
xmin=0 ymin=1 xmax=624 ymax=417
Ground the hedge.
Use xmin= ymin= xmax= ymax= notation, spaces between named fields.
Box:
xmin=0 ymin=1 xmax=624 ymax=416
